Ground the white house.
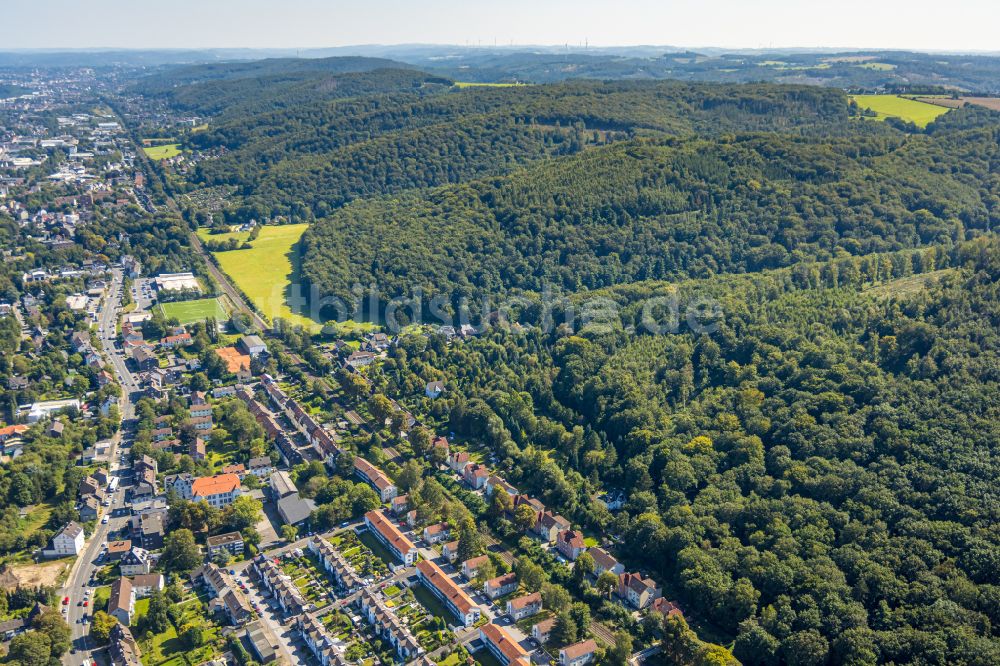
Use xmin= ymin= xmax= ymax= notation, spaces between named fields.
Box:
xmin=50 ymin=521 xmax=85 ymax=556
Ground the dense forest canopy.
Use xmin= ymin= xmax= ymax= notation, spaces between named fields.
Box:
xmin=300 ymin=105 xmax=999 ymax=309
xmin=180 ymin=80 xmax=849 ymax=222
xmin=126 ymin=59 xmax=1000 ymax=664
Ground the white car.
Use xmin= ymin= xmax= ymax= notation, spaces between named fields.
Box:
xmin=101 ymin=516 xmax=110 ymax=524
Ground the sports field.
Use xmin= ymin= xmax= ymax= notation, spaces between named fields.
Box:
xmin=210 ymin=223 xmax=319 ymax=330
xmin=851 ymin=95 xmax=949 ymax=128
xmin=159 ymin=297 xmax=228 ymax=324
xmin=143 ymin=143 xmax=182 ymax=159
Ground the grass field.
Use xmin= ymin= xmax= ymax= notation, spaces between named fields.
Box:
xmin=851 ymin=94 xmax=949 ymax=128
xmin=158 ymin=297 xmax=228 ymax=324
xmin=143 ymin=143 xmax=182 ymax=160
xmin=210 ymin=224 xmax=318 ymax=330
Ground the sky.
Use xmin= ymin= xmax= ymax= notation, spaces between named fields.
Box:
xmin=7 ymin=0 xmax=999 ymax=52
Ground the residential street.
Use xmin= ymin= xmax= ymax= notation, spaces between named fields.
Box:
xmin=60 ymin=270 xmax=137 ymax=665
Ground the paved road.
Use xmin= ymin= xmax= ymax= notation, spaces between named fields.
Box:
xmin=61 ymin=270 xmax=137 ymax=665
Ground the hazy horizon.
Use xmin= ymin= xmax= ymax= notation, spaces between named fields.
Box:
xmin=7 ymin=0 xmax=999 ymax=52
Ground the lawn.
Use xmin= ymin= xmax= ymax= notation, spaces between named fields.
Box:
xmin=851 ymin=94 xmax=949 ymax=128
xmin=143 ymin=144 xmax=182 ymax=160
xmin=209 ymin=223 xmax=320 ymax=330
xmin=158 ymin=297 xmax=228 ymax=324
xmin=411 ymin=583 xmax=455 ymax=623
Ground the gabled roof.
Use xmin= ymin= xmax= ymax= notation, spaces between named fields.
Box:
xmin=191 ymin=473 xmax=241 ymax=497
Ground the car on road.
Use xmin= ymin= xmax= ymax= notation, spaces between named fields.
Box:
xmin=101 ymin=516 xmax=109 ymax=524
xmin=62 ymin=596 xmax=69 ymax=605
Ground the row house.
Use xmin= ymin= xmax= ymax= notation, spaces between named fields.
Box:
xmin=254 ymin=557 xmax=309 ymax=616
xmin=308 ymin=536 xmax=361 ymax=591
xmin=356 ymin=588 xmax=422 ymax=661
xmin=415 ymin=559 xmax=481 ymax=627
xmin=364 ymin=510 xmax=417 ymax=565
xmin=192 ymin=563 xmax=253 ymax=625
xmin=296 ymin=613 xmax=350 ymax=666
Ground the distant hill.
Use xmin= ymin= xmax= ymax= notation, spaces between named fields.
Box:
xmin=185 ymin=80 xmax=850 ymax=221
xmin=300 ymin=104 xmax=998 ymax=308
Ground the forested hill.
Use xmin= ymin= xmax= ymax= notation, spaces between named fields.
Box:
xmin=183 ymin=80 xmax=848 ymax=221
xmin=131 ymin=58 xmax=450 ymax=119
xmin=132 ymin=55 xmax=414 ymax=94
xmin=300 ymin=105 xmax=999 ymax=308
xmin=424 ymin=238 xmax=1000 ymax=664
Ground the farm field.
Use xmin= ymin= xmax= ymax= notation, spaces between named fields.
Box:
xmin=851 ymin=94 xmax=949 ymax=127
xmin=143 ymin=143 xmax=182 ymax=159
xmin=209 ymin=223 xmax=319 ymax=330
xmin=158 ymin=297 xmax=228 ymax=324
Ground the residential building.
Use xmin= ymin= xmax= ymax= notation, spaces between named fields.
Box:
xmin=556 ymin=530 xmax=587 ymax=561
xmin=560 ymin=640 xmax=598 ymax=666
xmin=129 ymin=573 xmax=164 ymax=598
xmin=462 ymin=555 xmax=490 ymax=581
xmin=109 ymin=577 xmax=135 ymax=625
xmin=479 ymin=623 xmax=530 ymax=666
xmin=364 ymin=510 xmax=417 ymax=565
xmin=355 ymin=588 xmax=422 ymax=660
xmin=109 ymin=623 xmax=142 ymax=666
xmin=415 ymin=559 xmax=481 ymax=627
xmin=206 ymin=532 xmax=245 ymax=558
xmin=50 ymin=521 xmax=84 ymax=556
xmin=485 ymin=572 xmax=518 ymax=600
xmin=163 ymin=473 xmax=194 ymax=499
xmin=442 ymin=540 xmax=460 ymax=563
xmin=617 ymin=572 xmax=662 ymax=610
xmin=506 ymin=592 xmax=542 ymax=621
xmin=189 ymin=438 xmax=206 ymax=460
xmin=120 ymin=547 xmax=153 ymax=576
xmin=253 ymin=557 xmax=308 ymax=616
xmin=447 ymin=451 xmax=471 ymax=473
xmin=535 ymin=511 xmax=570 ymax=543
xmin=269 ymin=470 xmax=297 ymax=499
xmin=191 ymin=473 xmax=243 ymax=508
xmin=192 ymin=563 xmax=253 ymax=626
xmin=589 ymin=547 xmax=624 ymax=577
xmin=532 ymin=617 xmax=555 ymax=645
xmin=247 ymin=456 xmax=273 ymax=478
xmin=354 ymin=457 xmax=397 ymax=502
xmin=309 ymin=536 xmax=361 ymax=590
xmin=651 ymin=597 xmax=684 ymax=620
xmin=422 ymin=522 xmax=450 ymax=545
xmin=463 ymin=463 xmax=489 ymax=490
